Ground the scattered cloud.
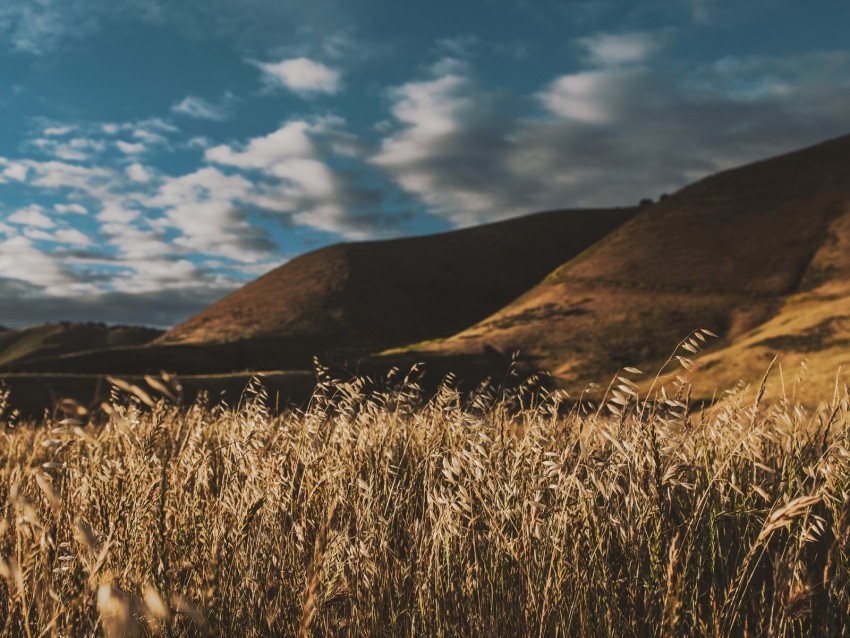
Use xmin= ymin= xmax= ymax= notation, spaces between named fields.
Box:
xmin=372 ymin=59 xmax=526 ymax=225
xmin=0 ymin=236 xmax=74 ymax=290
xmin=576 ymin=31 xmax=662 ymax=67
xmin=25 ymin=227 xmax=92 ymax=245
xmin=43 ymin=126 xmax=73 ymax=136
xmin=29 ymin=136 xmax=107 ymax=162
xmin=372 ymin=50 xmax=850 ymax=227
xmin=54 ymin=203 xmax=88 ymax=215
xmin=2 ymin=162 xmax=28 ymax=182
xmin=8 ymin=204 xmax=55 ymax=228
xmin=116 ymin=140 xmax=147 ymax=154
xmin=171 ymin=94 xmax=237 ymax=121
xmin=143 ymin=167 xmax=275 ymax=261
xmin=256 ymin=57 xmax=343 ymax=96
xmin=537 ymin=68 xmax=657 ymax=124
xmin=207 ymin=118 xmax=391 ymax=239
xmin=125 ymin=162 xmax=152 ymax=183
xmin=205 ymin=120 xmax=316 ymax=168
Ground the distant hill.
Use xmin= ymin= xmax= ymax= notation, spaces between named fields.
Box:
xmin=396 ymin=133 xmax=850 ymax=399
xmin=0 ymin=323 xmax=162 ymax=369
xmin=158 ymin=207 xmax=636 ymax=354
xmin=9 ymin=206 xmax=633 ymax=376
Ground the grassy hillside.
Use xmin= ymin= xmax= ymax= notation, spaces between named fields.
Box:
xmin=0 ymin=323 xmax=162 ymax=369
xmin=680 ymin=210 xmax=850 ymax=402
xmin=401 ymin=134 xmax=850 ymax=400
xmin=4 ymin=207 xmax=634 ymax=377
xmin=159 ymin=207 xmax=635 ymax=351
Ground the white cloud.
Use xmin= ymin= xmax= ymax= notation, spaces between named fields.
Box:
xmin=0 ymin=236 xmax=70 ymax=289
xmin=372 ymin=61 xmax=511 ymax=224
xmin=8 ymin=205 xmax=55 ymax=229
xmin=100 ymin=117 xmax=177 ymax=137
xmin=144 ymin=167 xmax=272 ymax=261
xmin=171 ymin=94 xmax=235 ymax=121
xmin=187 ymin=136 xmax=211 ymax=149
xmin=149 ymin=167 xmax=252 ymax=209
xmin=116 ymin=140 xmax=146 ymax=154
xmin=132 ymin=129 xmax=164 ymax=144
xmin=125 ymin=162 xmax=152 ymax=183
xmin=108 ymin=257 xmax=202 ymax=294
xmin=257 ymin=57 xmax=342 ymax=96
xmin=30 ymin=136 xmax=107 ymax=161
xmin=207 ymin=119 xmax=387 ymax=239
xmin=24 ymin=227 xmax=91 ymax=245
xmin=576 ymin=32 xmax=661 ymax=67
xmin=96 ymin=200 xmax=140 ymax=224
xmin=54 ymin=203 xmax=88 ymax=215
xmin=2 ymin=162 xmax=28 ymax=181
xmin=24 ymin=160 xmax=112 ymax=190
xmin=43 ymin=126 xmax=72 ymax=136
xmin=537 ymin=69 xmax=652 ymax=124
xmin=373 ymin=70 xmax=473 ymax=167
xmin=205 ymin=120 xmax=316 ymax=169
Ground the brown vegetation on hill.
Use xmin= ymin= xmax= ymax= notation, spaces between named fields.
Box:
xmin=159 ymin=207 xmax=635 ymax=352
xmin=0 ymin=323 xmax=162 ymax=369
xmin=401 ymin=134 xmax=850 ymax=399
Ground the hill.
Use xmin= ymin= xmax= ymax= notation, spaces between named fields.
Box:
xmin=392 ymin=133 xmax=850 ymax=399
xmin=158 ymin=207 xmax=636 ymax=354
xmin=0 ymin=323 xmax=162 ymax=369
xmin=5 ymin=206 xmax=634 ymax=377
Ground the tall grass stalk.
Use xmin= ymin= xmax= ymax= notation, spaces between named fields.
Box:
xmin=1 ymin=360 xmax=850 ymax=636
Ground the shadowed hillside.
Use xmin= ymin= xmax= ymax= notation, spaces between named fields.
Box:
xmin=5 ymin=207 xmax=633 ymax=376
xmin=397 ymin=133 xmax=850 ymax=397
xmin=159 ymin=207 xmax=636 ymax=350
xmin=0 ymin=323 xmax=162 ymax=369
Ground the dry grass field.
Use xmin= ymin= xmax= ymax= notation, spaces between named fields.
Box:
xmin=2 ymin=335 xmax=850 ymax=637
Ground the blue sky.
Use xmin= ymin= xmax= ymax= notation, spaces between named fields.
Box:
xmin=1 ymin=0 xmax=849 ymax=327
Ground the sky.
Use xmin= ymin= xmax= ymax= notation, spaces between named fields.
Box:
xmin=1 ymin=0 xmax=849 ymax=328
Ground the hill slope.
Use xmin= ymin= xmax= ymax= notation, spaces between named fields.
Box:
xmin=0 ymin=323 xmax=162 ymax=369
xmin=5 ymin=207 xmax=634 ymax=375
xmin=400 ymin=133 xmax=850 ymax=397
xmin=157 ymin=207 xmax=636 ymax=358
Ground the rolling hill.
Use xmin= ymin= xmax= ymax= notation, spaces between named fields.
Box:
xmin=0 ymin=323 xmax=162 ymax=369
xmin=158 ymin=207 xmax=637 ymax=350
xmin=4 ymin=206 xmax=634 ymax=375
xmin=387 ymin=133 xmax=850 ymax=399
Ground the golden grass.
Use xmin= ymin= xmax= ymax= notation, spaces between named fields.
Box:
xmin=1 ymin=344 xmax=850 ymax=636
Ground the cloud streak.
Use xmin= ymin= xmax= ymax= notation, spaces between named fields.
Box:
xmin=172 ymin=94 xmax=237 ymax=121
xmin=255 ymin=57 xmax=343 ymax=96
xmin=370 ymin=49 xmax=850 ymax=227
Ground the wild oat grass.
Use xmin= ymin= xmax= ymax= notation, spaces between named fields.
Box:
xmin=1 ymin=337 xmax=850 ymax=637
